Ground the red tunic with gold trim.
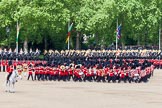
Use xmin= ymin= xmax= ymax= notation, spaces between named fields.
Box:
xmin=6 ymin=66 xmax=12 ymax=73
xmin=39 ymin=66 xmax=44 ymax=75
xmin=34 ymin=67 xmax=39 ymax=75
xmin=2 ymin=60 xmax=5 ymax=66
xmin=68 ymin=68 xmax=73 ymax=75
xmin=119 ymin=70 xmax=125 ymax=78
xmin=54 ymin=68 xmax=59 ymax=75
xmin=109 ymin=70 xmax=114 ymax=77
xmin=50 ymin=68 xmax=54 ymax=75
xmin=74 ymin=69 xmax=81 ymax=78
xmin=13 ymin=60 xmax=17 ymax=67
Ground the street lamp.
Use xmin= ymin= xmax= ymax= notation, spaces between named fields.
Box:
xmin=6 ymin=26 xmax=10 ymax=48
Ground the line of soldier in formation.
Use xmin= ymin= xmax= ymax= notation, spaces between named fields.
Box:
xmin=0 ymin=48 xmax=40 ymax=60
xmin=44 ymin=49 xmax=162 ymax=60
xmin=0 ymin=48 xmax=162 ymax=61
xmin=43 ymin=49 xmax=162 ymax=69
xmin=6 ymin=59 xmax=155 ymax=83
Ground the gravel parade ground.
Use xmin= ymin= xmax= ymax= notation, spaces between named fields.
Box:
xmin=0 ymin=70 xmax=162 ymax=108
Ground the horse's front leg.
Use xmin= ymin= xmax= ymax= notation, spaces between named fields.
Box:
xmin=12 ymin=83 xmax=15 ymax=93
xmin=9 ymin=82 xmax=12 ymax=93
xmin=5 ymin=80 xmax=9 ymax=92
xmin=10 ymin=82 xmax=15 ymax=93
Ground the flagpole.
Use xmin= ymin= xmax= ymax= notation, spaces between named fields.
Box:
xmin=16 ymin=21 xmax=20 ymax=61
xmin=68 ymin=22 xmax=70 ymax=50
xmin=159 ymin=24 xmax=161 ymax=60
xmin=116 ymin=19 xmax=118 ymax=50
xmin=159 ymin=25 xmax=161 ymax=51
xmin=68 ymin=38 xmax=70 ymax=50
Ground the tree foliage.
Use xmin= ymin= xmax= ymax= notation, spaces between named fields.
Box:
xmin=0 ymin=0 xmax=161 ymax=50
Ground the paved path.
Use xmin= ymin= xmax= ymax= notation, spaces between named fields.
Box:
xmin=0 ymin=69 xmax=162 ymax=108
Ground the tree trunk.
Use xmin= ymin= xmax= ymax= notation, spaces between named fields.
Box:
xmin=93 ymin=32 xmax=99 ymax=49
xmin=137 ymin=34 xmax=140 ymax=46
xmin=44 ymin=36 xmax=47 ymax=50
xmin=23 ymin=37 xmax=28 ymax=53
xmin=95 ymin=32 xmax=99 ymax=46
xmin=76 ymin=32 xmax=80 ymax=50
xmin=121 ymin=42 xmax=125 ymax=50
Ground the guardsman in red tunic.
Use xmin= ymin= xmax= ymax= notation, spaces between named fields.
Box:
xmin=138 ymin=67 xmax=147 ymax=83
xmin=5 ymin=60 xmax=9 ymax=72
xmin=42 ymin=65 xmax=46 ymax=81
xmin=89 ymin=67 xmax=94 ymax=82
xmin=92 ymin=66 xmax=97 ymax=81
xmin=128 ymin=67 xmax=134 ymax=83
xmin=48 ymin=66 xmax=53 ymax=80
xmin=31 ymin=60 xmax=35 ymax=67
xmin=85 ymin=67 xmax=93 ymax=82
xmin=58 ymin=65 xmax=65 ymax=81
xmin=104 ymin=67 xmax=109 ymax=81
xmin=64 ymin=66 xmax=69 ymax=81
xmin=73 ymin=65 xmax=82 ymax=82
xmin=6 ymin=65 xmax=13 ymax=83
xmin=46 ymin=65 xmax=51 ymax=80
xmin=2 ymin=60 xmax=6 ymax=72
xmin=38 ymin=64 xmax=44 ymax=81
xmin=6 ymin=65 xmax=12 ymax=74
xmin=27 ymin=64 xmax=34 ymax=81
xmin=50 ymin=67 xmax=55 ymax=80
xmin=124 ymin=67 xmax=129 ymax=83
xmin=95 ymin=68 xmax=100 ymax=82
xmin=153 ymin=59 xmax=157 ymax=69
xmin=68 ymin=67 xmax=73 ymax=81
xmin=37 ymin=64 xmax=41 ymax=81
xmin=13 ymin=60 xmax=17 ymax=70
xmin=83 ymin=67 xmax=88 ymax=82
xmin=54 ymin=67 xmax=59 ymax=81
xmin=44 ymin=66 xmax=48 ymax=80
xmin=146 ymin=67 xmax=151 ymax=79
xmin=132 ymin=67 xmax=140 ymax=83
xmin=96 ymin=69 xmax=106 ymax=82
xmin=118 ymin=68 xmax=126 ymax=83
xmin=108 ymin=68 xmax=115 ymax=83
xmin=34 ymin=65 xmax=39 ymax=80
